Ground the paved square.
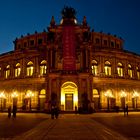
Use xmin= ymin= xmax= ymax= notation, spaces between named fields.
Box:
xmin=0 ymin=112 xmax=140 ymax=140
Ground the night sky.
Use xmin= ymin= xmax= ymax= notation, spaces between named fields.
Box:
xmin=0 ymin=0 xmax=140 ymax=54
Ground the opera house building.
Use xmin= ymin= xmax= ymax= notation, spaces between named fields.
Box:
xmin=0 ymin=7 xmax=140 ymax=112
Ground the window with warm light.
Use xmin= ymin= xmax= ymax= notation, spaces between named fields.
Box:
xmin=136 ymin=67 xmax=140 ymax=79
xmin=40 ymin=89 xmax=46 ymax=94
xmin=15 ymin=63 xmax=21 ymax=77
xmin=39 ymin=89 xmax=46 ymax=98
xmin=128 ymin=64 xmax=133 ymax=78
xmin=5 ymin=65 xmax=10 ymax=79
xmin=104 ymin=61 xmax=111 ymax=76
xmin=27 ymin=61 xmax=34 ymax=76
xmin=91 ymin=60 xmax=98 ymax=75
xmin=93 ymin=89 xmax=99 ymax=99
xmin=117 ymin=62 xmax=123 ymax=77
xmin=40 ymin=60 xmax=47 ymax=75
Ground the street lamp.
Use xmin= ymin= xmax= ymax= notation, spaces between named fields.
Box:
xmin=0 ymin=92 xmax=6 ymax=110
xmin=104 ymin=90 xmax=113 ymax=111
xmin=132 ymin=91 xmax=139 ymax=109
xmin=120 ymin=91 xmax=127 ymax=109
xmin=25 ymin=91 xmax=34 ymax=110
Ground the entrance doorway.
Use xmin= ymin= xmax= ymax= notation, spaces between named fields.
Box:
xmin=61 ymin=81 xmax=78 ymax=111
xmin=39 ymin=89 xmax=46 ymax=110
xmin=65 ymin=94 xmax=73 ymax=111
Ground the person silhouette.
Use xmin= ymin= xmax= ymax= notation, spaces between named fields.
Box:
xmin=13 ymin=105 xmax=17 ymax=118
xmin=51 ymin=105 xmax=55 ymax=119
xmin=8 ymin=106 xmax=11 ymax=118
xmin=54 ymin=106 xmax=59 ymax=119
xmin=125 ymin=104 xmax=128 ymax=116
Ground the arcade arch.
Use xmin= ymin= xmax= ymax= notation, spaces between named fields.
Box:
xmin=61 ymin=81 xmax=78 ymax=111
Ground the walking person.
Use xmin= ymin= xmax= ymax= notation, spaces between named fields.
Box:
xmin=54 ymin=106 xmax=59 ymax=119
xmin=125 ymin=104 xmax=128 ymax=116
xmin=75 ymin=106 xmax=78 ymax=114
xmin=8 ymin=106 xmax=11 ymax=119
xmin=123 ymin=106 xmax=126 ymax=116
xmin=51 ymin=105 xmax=55 ymax=119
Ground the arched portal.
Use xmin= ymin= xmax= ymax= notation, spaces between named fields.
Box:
xmin=61 ymin=81 xmax=78 ymax=111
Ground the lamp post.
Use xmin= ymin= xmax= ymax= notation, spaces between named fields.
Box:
xmin=25 ymin=91 xmax=34 ymax=110
xmin=120 ymin=91 xmax=127 ymax=109
xmin=133 ymin=91 xmax=139 ymax=109
xmin=104 ymin=90 xmax=113 ymax=111
xmin=0 ymin=92 xmax=6 ymax=111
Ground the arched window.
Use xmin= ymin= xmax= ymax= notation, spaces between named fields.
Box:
xmin=40 ymin=60 xmax=47 ymax=75
xmin=93 ymin=89 xmax=99 ymax=99
xmin=117 ymin=62 xmax=123 ymax=77
xmin=39 ymin=89 xmax=46 ymax=98
xmin=27 ymin=61 xmax=33 ymax=76
xmin=104 ymin=61 xmax=111 ymax=76
xmin=5 ymin=65 xmax=10 ymax=79
xmin=15 ymin=63 xmax=21 ymax=77
xmin=128 ymin=64 xmax=133 ymax=78
xmin=40 ymin=89 xmax=46 ymax=95
xmin=136 ymin=66 xmax=140 ymax=79
xmin=91 ymin=60 xmax=98 ymax=75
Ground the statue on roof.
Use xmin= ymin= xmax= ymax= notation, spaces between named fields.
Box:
xmin=61 ymin=6 xmax=76 ymax=19
xmin=50 ymin=16 xmax=55 ymax=27
xmin=82 ymin=16 xmax=87 ymax=26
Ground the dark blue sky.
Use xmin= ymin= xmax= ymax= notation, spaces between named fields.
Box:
xmin=0 ymin=0 xmax=140 ymax=54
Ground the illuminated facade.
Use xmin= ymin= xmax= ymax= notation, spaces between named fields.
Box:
xmin=0 ymin=7 xmax=140 ymax=112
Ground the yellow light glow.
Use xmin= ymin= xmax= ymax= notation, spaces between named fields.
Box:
xmin=104 ymin=90 xmax=114 ymax=98
xmin=61 ymin=92 xmax=65 ymax=105
xmin=40 ymin=89 xmax=46 ymax=95
xmin=0 ymin=92 xmax=6 ymax=99
xmin=120 ymin=91 xmax=127 ymax=97
xmin=11 ymin=92 xmax=18 ymax=98
xmin=133 ymin=91 xmax=139 ymax=98
xmin=61 ymin=82 xmax=78 ymax=110
xmin=25 ymin=91 xmax=34 ymax=98
xmin=74 ymin=93 xmax=78 ymax=108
